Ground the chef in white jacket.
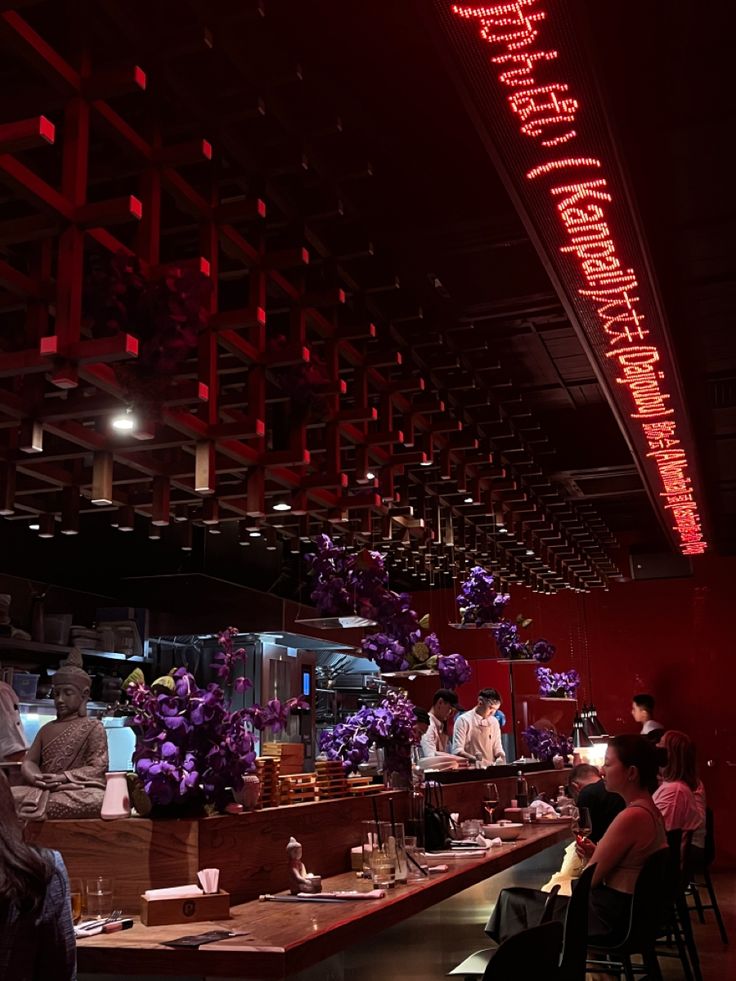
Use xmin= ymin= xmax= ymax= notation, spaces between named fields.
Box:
xmin=419 ymin=689 xmax=459 ymax=758
xmin=452 ymin=688 xmax=506 ymax=766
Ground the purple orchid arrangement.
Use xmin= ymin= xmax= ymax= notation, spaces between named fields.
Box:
xmin=536 ymin=666 xmax=581 ymax=699
xmin=438 ymin=652 xmax=472 ymax=689
xmin=306 ymin=535 xmax=389 ymax=619
xmin=319 ymin=689 xmax=417 ymax=779
xmin=457 ymin=566 xmax=510 ymax=625
xmin=126 ymin=626 xmax=307 ymax=810
xmin=495 ymin=619 xmax=557 ymax=664
xmin=522 ymin=724 xmax=573 ymax=762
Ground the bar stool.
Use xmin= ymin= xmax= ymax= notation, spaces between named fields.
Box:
xmin=687 ymin=807 xmax=729 ymax=944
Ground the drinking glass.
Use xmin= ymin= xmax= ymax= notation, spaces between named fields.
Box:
xmin=460 ymin=818 xmax=482 ymax=840
xmin=404 ymin=835 xmax=426 ymax=882
xmin=370 ymin=847 xmax=396 ymax=888
xmin=85 ymin=877 xmax=113 ymax=919
xmin=361 ymin=820 xmax=392 ymax=875
xmin=574 ymin=806 xmax=593 ymax=840
xmin=386 ymin=823 xmax=407 ymax=883
xmin=69 ymin=879 xmax=83 ymax=924
xmin=483 ymin=782 xmax=499 ymax=823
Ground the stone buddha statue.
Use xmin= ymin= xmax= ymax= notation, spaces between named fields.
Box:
xmin=12 ymin=661 xmax=108 ymax=820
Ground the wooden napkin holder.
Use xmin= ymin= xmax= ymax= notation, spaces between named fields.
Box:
xmin=140 ymin=890 xmax=231 ymax=927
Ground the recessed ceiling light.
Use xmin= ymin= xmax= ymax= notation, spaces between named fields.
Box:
xmin=498 ymin=526 xmax=507 ymax=534
xmin=111 ymin=407 xmax=136 ymax=432
xmin=365 ymin=471 xmax=376 ymax=481
xmin=29 ymin=522 xmax=40 ymax=531
xmin=273 ymin=501 xmax=292 ymax=512
xmin=464 ymin=496 xmax=474 ymax=504
xmin=420 ymin=460 xmax=432 ymax=467
xmin=249 ymin=530 xmax=261 ymax=538
xmin=525 ymin=549 xmax=535 ymax=556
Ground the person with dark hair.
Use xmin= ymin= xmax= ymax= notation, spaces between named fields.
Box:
xmin=412 ymin=707 xmax=430 ymax=742
xmin=451 ymin=688 xmax=506 ymax=765
xmin=653 ymin=730 xmax=705 ymax=844
xmin=419 ymin=689 xmax=458 ymax=758
xmin=542 ymin=764 xmax=625 ymax=896
xmin=0 ymin=771 xmax=76 ymax=979
xmin=486 ymin=734 xmax=666 ymax=945
xmin=631 ymin=693 xmax=664 ymax=742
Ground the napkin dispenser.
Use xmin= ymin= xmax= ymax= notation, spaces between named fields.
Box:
xmin=141 ymin=870 xmax=230 ymax=926
xmin=140 ymin=889 xmax=231 ymax=927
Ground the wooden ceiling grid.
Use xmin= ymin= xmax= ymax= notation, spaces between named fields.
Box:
xmin=0 ymin=1 xmax=622 ymax=592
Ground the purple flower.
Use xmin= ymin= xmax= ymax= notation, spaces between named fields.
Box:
xmin=532 ymin=639 xmax=556 ymax=663
xmin=319 ymin=690 xmax=417 ymax=778
xmin=536 ymin=666 xmax=580 ymax=699
xmin=522 ymin=724 xmax=573 ymax=762
xmin=457 ymin=566 xmax=510 ymax=625
xmin=438 ymin=653 xmax=472 ymax=689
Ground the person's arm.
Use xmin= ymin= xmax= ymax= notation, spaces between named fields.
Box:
xmin=420 ymin=720 xmax=438 ymax=758
xmin=582 ymin=808 xmax=651 ymax=888
xmin=451 ymin=715 xmax=473 ymax=761
xmin=490 ymin=716 xmax=505 ymax=763
xmin=34 ymin=852 xmax=77 ymax=981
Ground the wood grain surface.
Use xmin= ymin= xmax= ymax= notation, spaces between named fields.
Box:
xmin=77 ymin=823 xmax=571 ymax=978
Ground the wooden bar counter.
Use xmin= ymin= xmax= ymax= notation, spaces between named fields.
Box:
xmin=27 ymin=768 xmax=568 ymax=912
xmin=77 ymin=822 xmax=571 ymax=978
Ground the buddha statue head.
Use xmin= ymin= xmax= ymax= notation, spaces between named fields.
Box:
xmin=51 ymin=662 xmax=92 ymax=720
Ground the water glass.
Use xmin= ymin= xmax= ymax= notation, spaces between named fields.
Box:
xmin=461 ymin=818 xmax=482 ymax=840
xmin=386 ymin=823 xmax=407 ymax=883
xmin=361 ymin=820 xmax=392 ymax=874
xmin=85 ymin=876 xmax=113 ymax=919
xmin=404 ymin=835 xmax=426 ymax=882
xmin=370 ymin=848 xmax=396 ymax=888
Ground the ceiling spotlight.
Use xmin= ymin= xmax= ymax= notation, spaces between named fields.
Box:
xmin=498 ymin=526 xmax=507 ymax=534
xmin=29 ymin=522 xmax=40 ymax=531
xmin=525 ymin=549 xmax=535 ymax=556
xmin=420 ymin=459 xmax=432 ymax=467
xmin=111 ymin=407 xmax=136 ymax=432
xmin=272 ymin=501 xmax=292 ymax=512
xmin=248 ymin=530 xmax=261 ymax=538
xmin=365 ymin=471 xmax=376 ymax=481
xmin=464 ymin=496 xmax=474 ymax=504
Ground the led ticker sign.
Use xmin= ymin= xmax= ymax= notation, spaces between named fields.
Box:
xmin=449 ymin=1 xmax=706 ymax=555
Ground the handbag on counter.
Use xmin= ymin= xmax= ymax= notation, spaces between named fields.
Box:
xmin=424 ymin=780 xmax=454 ymax=851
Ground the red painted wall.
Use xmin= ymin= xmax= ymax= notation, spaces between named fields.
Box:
xmin=405 ymin=554 xmax=736 ymax=867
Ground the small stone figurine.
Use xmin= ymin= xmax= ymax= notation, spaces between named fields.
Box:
xmin=287 ymin=836 xmax=322 ymax=895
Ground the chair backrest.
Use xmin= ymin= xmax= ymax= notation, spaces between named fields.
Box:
xmin=540 ymin=883 xmax=561 ymax=924
xmin=704 ymin=806 xmax=715 ymax=867
xmin=626 ymin=848 xmax=672 ymax=949
xmin=666 ymin=828 xmax=694 ymax=893
xmin=483 ymin=920 xmax=564 ymax=979
xmin=558 ymin=863 xmax=596 ymax=981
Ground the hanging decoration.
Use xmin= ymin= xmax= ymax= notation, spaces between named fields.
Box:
xmin=535 ymin=666 xmax=581 ymax=700
xmin=455 ymin=566 xmax=510 ymax=626
xmin=305 ymin=536 xmax=471 ymax=686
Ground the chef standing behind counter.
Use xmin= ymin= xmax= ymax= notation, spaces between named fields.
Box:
xmin=452 ymin=688 xmax=506 ymax=766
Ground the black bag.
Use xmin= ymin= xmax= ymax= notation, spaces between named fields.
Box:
xmin=424 ymin=780 xmax=453 ymax=851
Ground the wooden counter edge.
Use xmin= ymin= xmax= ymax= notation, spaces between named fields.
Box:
xmin=77 ymin=824 xmax=570 ymax=979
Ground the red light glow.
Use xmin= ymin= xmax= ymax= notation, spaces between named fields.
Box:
xmin=450 ymin=0 xmax=706 ymax=555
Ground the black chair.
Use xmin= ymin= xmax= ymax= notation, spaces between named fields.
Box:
xmin=558 ymin=863 xmax=595 ymax=981
xmin=664 ymin=829 xmax=703 ymax=981
xmin=688 ymin=807 xmax=729 ymax=944
xmin=482 ymin=921 xmax=564 ymax=979
xmin=449 ymin=885 xmax=561 ymax=979
xmin=586 ymin=849 xmax=671 ymax=981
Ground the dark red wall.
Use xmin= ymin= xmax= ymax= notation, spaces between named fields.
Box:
xmin=405 ymin=554 xmax=736 ymax=867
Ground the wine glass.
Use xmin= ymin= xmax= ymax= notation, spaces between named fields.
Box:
xmin=483 ymin=782 xmax=499 ymax=824
xmin=573 ymin=806 xmax=592 ymax=840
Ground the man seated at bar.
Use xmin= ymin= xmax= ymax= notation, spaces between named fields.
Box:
xmin=631 ymin=693 xmax=664 ymax=743
xmin=542 ymin=763 xmax=625 ymax=895
xmin=451 ymin=688 xmax=506 ymax=766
